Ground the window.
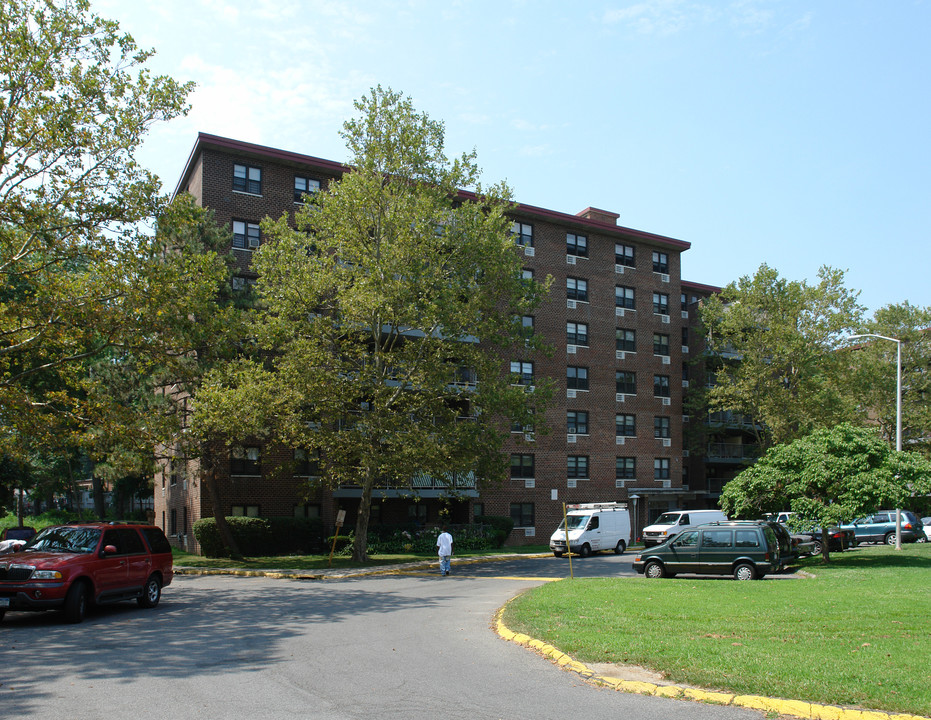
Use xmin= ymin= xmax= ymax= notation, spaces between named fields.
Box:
xmin=616 ymin=457 xmax=636 ymax=479
xmin=616 ymin=371 xmax=636 ymax=395
xmin=654 ymin=458 xmax=670 ymax=480
xmin=654 ymin=374 xmax=670 ymax=397
xmin=294 ymin=504 xmax=321 ymax=519
xmin=567 ymin=233 xmax=588 ymax=257
xmin=567 ymin=410 xmax=588 ymax=435
xmin=294 ymin=448 xmax=319 ymax=476
xmin=654 ymin=416 xmax=671 ymax=438
xmin=652 ymin=292 xmax=669 ymax=315
xmin=567 ymin=456 xmax=589 ymax=478
xmin=510 ymin=454 xmax=535 ymax=478
xmin=567 ymin=366 xmax=589 ymax=390
xmin=735 ymin=530 xmax=761 ymax=548
xmin=615 ymin=243 xmax=635 ymax=267
xmin=231 ymin=505 xmax=260 ymax=517
xmin=567 ymin=277 xmax=588 ymax=302
xmin=652 ymin=251 xmax=668 ymax=274
xmin=616 ymin=328 xmax=636 ymax=352
xmin=233 ymin=163 xmax=262 ymax=194
xmin=408 ymin=504 xmax=427 ymax=522
xmin=510 ymin=360 xmax=534 ymax=386
xmin=681 ymin=292 xmax=689 ymax=311
xmin=616 ymin=414 xmax=636 ymax=437
xmin=510 ymin=502 xmax=535 ymax=528
xmin=232 ymin=220 xmax=261 ymax=250
xmin=473 ymin=502 xmax=484 ymax=518
xmin=511 ymin=221 xmax=534 ymax=247
xmin=615 ymin=285 xmax=636 ymax=309
xmin=567 ymin=322 xmax=588 ymax=346
xmin=682 ymin=327 xmax=689 ymax=345
xmin=230 ymin=445 xmax=261 ymax=476
xmin=702 ymin=529 xmax=732 ymax=547
xmin=294 ymin=176 xmax=321 ymax=203
xmin=653 ymin=333 xmax=669 ymax=356
xmin=682 ymin=361 xmax=690 ymax=381
xmin=170 ymin=509 xmax=177 ymax=536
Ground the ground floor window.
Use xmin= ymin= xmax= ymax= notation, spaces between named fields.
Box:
xmin=231 ymin=505 xmax=260 ymax=517
xmin=510 ymin=502 xmax=535 ymax=528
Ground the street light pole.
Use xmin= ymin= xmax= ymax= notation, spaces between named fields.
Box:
xmin=848 ymin=333 xmax=902 ymax=549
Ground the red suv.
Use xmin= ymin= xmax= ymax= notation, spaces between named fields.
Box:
xmin=0 ymin=523 xmax=173 ymax=624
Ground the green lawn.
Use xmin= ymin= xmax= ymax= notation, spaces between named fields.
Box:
xmin=503 ymin=544 xmax=931 ymax=717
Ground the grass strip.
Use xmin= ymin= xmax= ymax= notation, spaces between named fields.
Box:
xmin=502 ymin=544 xmax=931 ymax=717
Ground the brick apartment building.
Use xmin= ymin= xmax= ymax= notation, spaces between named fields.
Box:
xmin=156 ymin=132 xmax=726 ymax=552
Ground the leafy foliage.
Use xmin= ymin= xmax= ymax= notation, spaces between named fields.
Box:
xmin=195 ymin=87 xmax=551 ymax=562
xmin=699 ymin=264 xmax=863 ymax=449
xmin=720 ymin=423 xmax=931 ymax=559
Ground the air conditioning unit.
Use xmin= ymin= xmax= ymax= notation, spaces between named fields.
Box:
xmin=682 ymin=379 xmax=690 ymax=388
xmin=527 ymin=385 xmax=535 ymax=393
xmin=567 ymin=299 xmax=577 ymax=309
xmin=248 ymin=236 xmax=261 ymax=250
xmin=615 ymin=479 xmax=626 ymax=488
xmin=616 ymin=307 xmax=625 ymax=317
xmin=683 ymin=449 xmax=690 ymax=457
xmin=567 ymin=389 xmax=577 ymax=399
xmin=660 ymin=273 xmax=670 ymax=283
xmin=524 ymin=433 xmax=535 ymax=442
xmin=661 ymin=314 xmax=670 ymax=324
xmin=567 ymin=345 xmax=577 ymax=354
xmin=566 ymin=255 xmax=576 ymax=265
xmin=567 ymin=434 xmax=577 ymax=443
xmin=525 ymin=479 xmax=535 ymax=489
xmin=615 ymin=393 xmax=625 ymax=402
xmin=681 ymin=310 xmax=689 ymax=319
xmin=662 ymin=356 xmax=670 ymax=365
xmin=616 ymin=437 xmax=626 ymax=445
xmin=524 ymin=246 xmax=535 ymax=257
xmin=662 ymin=438 xmax=671 ymax=447
xmin=683 ymin=415 xmax=690 ymax=422
xmin=662 ymin=480 xmax=671 ymax=488
xmin=616 ymin=351 xmax=626 ymax=360
xmin=615 ymin=264 xmax=625 ymax=274
xmin=524 ymin=527 xmax=536 ymax=537
xmin=682 ymin=345 xmax=689 ymax=354
xmin=567 ymin=479 xmax=577 ymax=489
xmin=662 ymin=397 xmax=671 ymax=406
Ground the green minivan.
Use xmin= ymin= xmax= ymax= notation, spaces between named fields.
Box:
xmin=633 ymin=521 xmax=780 ymax=580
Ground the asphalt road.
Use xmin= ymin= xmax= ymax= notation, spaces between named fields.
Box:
xmin=0 ymin=553 xmax=768 ymax=720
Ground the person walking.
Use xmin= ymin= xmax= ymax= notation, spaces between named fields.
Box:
xmin=436 ymin=526 xmax=453 ymax=576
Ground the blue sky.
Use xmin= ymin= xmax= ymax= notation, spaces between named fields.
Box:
xmin=96 ymin=0 xmax=931 ymax=315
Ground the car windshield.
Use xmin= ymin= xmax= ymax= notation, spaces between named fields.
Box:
xmin=557 ymin=515 xmax=590 ymax=531
xmin=652 ymin=513 xmax=681 ymax=526
xmin=23 ymin=527 xmax=102 ymax=554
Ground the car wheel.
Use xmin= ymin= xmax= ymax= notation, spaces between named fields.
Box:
xmin=812 ymin=540 xmax=823 ymax=555
xmin=63 ymin=581 xmax=88 ymax=624
xmin=138 ymin=575 xmax=162 ymax=609
xmin=579 ymin=543 xmax=591 ymax=558
xmin=614 ymin=540 xmax=626 ymax=555
xmin=917 ymin=535 xmax=927 ymax=543
xmin=644 ymin=561 xmax=666 ymax=579
xmin=884 ymin=533 xmax=896 ymax=546
xmin=733 ymin=563 xmax=757 ymax=581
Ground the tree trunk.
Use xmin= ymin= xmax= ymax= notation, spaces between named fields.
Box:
xmin=201 ymin=441 xmax=242 ymax=560
xmin=820 ymin=527 xmax=831 ymax=562
xmin=352 ymin=465 xmax=375 ymax=562
xmin=16 ymin=486 xmax=25 ymax=526
xmin=92 ymin=475 xmax=106 ymax=519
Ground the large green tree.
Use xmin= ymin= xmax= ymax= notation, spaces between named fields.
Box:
xmin=699 ymin=264 xmax=864 ymax=450
xmin=847 ymin=302 xmax=931 ymax=457
xmin=720 ymin=423 xmax=931 ymax=560
xmin=0 ymin=0 xmax=193 ymax=453
xmin=195 ymin=87 xmax=551 ymax=562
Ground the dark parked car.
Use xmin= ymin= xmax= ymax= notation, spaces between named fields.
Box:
xmin=0 ymin=523 xmax=173 ymax=624
xmin=0 ymin=526 xmax=37 ymax=554
xmin=633 ymin=521 xmax=781 ymax=580
xmin=840 ymin=511 xmax=923 ymax=545
xmin=795 ymin=527 xmax=855 ymax=555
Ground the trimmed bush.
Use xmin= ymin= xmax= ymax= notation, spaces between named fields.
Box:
xmin=192 ymin=516 xmax=324 ymax=557
xmin=474 ymin=515 xmax=514 ymax=547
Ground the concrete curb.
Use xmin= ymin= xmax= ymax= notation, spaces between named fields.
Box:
xmin=493 ymin=592 xmax=928 ymax=720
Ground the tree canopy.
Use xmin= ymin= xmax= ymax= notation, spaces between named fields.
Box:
xmin=0 ymin=0 xmax=193 ymax=457
xmin=194 ymin=87 xmax=551 ymax=561
xmin=698 ymin=264 xmax=864 ymax=450
xmin=719 ymin=423 xmax=931 ymax=560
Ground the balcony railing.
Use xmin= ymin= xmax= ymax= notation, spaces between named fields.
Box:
xmin=706 ymin=443 xmax=760 ymax=462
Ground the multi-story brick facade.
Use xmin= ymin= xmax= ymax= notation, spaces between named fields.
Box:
xmin=157 ymin=133 xmax=721 ymax=552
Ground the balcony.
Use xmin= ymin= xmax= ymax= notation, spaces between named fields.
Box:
xmin=705 ymin=443 xmax=760 ymax=463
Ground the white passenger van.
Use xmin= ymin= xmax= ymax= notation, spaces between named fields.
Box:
xmin=549 ymin=502 xmax=631 ymax=557
xmin=641 ymin=509 xmax=728 ymax=547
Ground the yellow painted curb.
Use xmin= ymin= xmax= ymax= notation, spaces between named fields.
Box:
xmin=493 ymin=595 xmax=928 ymax=720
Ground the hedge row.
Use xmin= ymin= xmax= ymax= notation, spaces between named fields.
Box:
xmin=192 ymin=515 xmax=515 ymax=557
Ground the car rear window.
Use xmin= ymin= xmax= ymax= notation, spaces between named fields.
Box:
xmin=735 ymin=530 xmax=761 ymax=548
xmin=142 ymin=527 xmax=172 ymax=554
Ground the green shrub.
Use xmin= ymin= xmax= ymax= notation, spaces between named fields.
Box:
xmin=192 ymin=517 xmax=270 ymax=557
xmin=267 ymin=517 xmax=325 ymax=554
xmin=474 ymin=515 xmax=514 ymax=547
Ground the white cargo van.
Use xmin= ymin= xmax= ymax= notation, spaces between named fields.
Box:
xmin=641 ymin=509 xmax=728 ymax=547
xmin=549 ymin=502 xmax=631 ymax=557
